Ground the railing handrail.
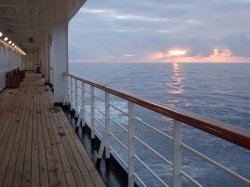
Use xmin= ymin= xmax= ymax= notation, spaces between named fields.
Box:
xmin=64 ymin=72 xmax=250 ymax=150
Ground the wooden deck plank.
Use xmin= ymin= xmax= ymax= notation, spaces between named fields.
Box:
xmin=58 ymin=115 xmax=105 ymax=186
xmin=0 ymin=91 xmax=17 ymax=148
xmin=0 ymin=91 xmax=21 ymax=161
xmin=13 ymin=86 xmax=32 ymax=187
xmin=57 ymin=111 xmax=105 ymax=187
xmin=22 ymin=83 xmax=34 ymax=187
xmin=39 ymin=87 xmax=79 ymax=187
xmin=0 ymin=90 xmax=24 ymax=186
xmin=40 ymin=173 xmax=50 ymax=187
xmin=0 ymin=72 xmax=106 ymax=187
xmin=0 ymin=93 xmax=21 ymax=186
xmin=36 ymin=85 xmax=49 ymax=187
xmin=3 ymin=86 xmax=29 ymax=187
xmin=45 ymin=86 xmax=105 ymax=187
xmin=0 ymin=90 xmax=17 ymax=146
xmin=43 ymin=90 xmax=89 ymax=187
xmin=59 ymin=116 xmax=105 ymax=187
xmin=37 ymin=87 xmax=59 ymax=187
xmin=31 ymin=85 xmax=40 ymax=187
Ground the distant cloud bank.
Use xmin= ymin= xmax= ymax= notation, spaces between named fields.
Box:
xmin=69 ymin=0 xmax=250 ymax=63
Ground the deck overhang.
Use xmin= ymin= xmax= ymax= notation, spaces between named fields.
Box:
xmin=0 ymin=0 xmax=87 ymax=103
xmin=0 ymin=0 xmax=86 ymax=51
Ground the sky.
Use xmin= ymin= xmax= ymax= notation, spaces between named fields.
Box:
xmin=68 ymin=0 xmax=250 ymax=63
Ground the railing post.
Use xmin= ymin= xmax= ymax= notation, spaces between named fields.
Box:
xmin=76 ymin=82 xmax=86 ymax=128
xmin=90 ymin=85 xmax=95 ymax=139
xmin=97 ymin=91 xmax=110 ymax=160
xmin=81 ymin=82 xmax=85 ymax=127
xmin=173 ymin=120 xmax=183 ymax=187
xmin=63 ymin=75 xmax=69 ymax=106
xmin=70 ymin=77 xmax=73 ymax=111
xmin=128 ymin=101 xmax=135 ymax=187
xmin=74 ymin=78 xmax=78 ymax=117
xmin=105 ymin=92 xmax=110 ymax=159
xmin=66 ymin=75 xmax=70 ymax=105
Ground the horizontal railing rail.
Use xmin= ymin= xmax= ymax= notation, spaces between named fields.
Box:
xmin=63 ymin=72 xmax=250 ymax=187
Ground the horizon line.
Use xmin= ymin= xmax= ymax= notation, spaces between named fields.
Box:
xmin=69 ymin=61 xmax=250 ymax=64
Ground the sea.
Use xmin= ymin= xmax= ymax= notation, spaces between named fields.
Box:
xmin=69 ymin=63 xmax=250 ymax=187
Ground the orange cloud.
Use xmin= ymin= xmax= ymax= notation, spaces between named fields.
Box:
xmin=146 ymin=48 xmax=250 ymax=63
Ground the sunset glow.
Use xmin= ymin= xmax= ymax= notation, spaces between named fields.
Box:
xmin=167 ymin=50 xmax=187 ymax=57
xmin=146 ymin=48 xmax=250 ymax=63
xmin=123 ymin=54 xmax=136 ymax=57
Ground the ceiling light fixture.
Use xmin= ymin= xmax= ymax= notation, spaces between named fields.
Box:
xmin=0 ymin=35 xmax=26 ymax=56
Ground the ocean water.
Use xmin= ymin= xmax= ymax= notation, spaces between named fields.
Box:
xmin=69 ymin=63 xmax=250 ymax=187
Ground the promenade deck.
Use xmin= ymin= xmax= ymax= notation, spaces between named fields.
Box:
xmin=0 ymin=72 xmax=105 ymax=187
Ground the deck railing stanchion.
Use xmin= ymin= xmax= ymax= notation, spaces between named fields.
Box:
xmin=128 ymin=101 xmax=135 ymax=187
xmin=66 ymin=75 xmax=69 ymax=105
xmin=173 ymin=120 xmax=183 ymax=187
xmin=70 ymin=76 xmax=73 ymax=111
xmin=63 ymin=75 xmax=69 ymax=106
xmin=97 ymin=91 xmax=110 ymax=160
xmin=105 ymin=92 xmax=111 ymax=158
xmin=91 ymin=85 xmax=95 ymax=139
xmin=82 ymin=82 xmax=85 ymax=127
xmin=74 ymin=78 xmax=78 ymax=117
xmin=77 ymin=82 xmax=85 ymax=128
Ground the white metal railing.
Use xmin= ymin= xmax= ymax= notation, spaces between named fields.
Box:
xmin=63 ymin=73 xmax=250 ymax=187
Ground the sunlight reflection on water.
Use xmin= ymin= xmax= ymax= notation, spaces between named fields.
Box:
xmin=167 ymin=63 xmax=185 ymax=94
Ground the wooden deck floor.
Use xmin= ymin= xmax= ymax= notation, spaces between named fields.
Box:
xmin=0 ymin=72 xmax=106 ymax=187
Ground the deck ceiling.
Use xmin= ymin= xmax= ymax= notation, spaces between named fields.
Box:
xmin=0 ymin=0 xmax=86 ymax=52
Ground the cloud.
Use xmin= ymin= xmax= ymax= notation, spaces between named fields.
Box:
xmin=221 ymin=33 xmax=250 ymax=57
xmin=69 ymin=0 xmax=250 ymax=62
xmin=147 ymin=48 xmax=250 ymax=63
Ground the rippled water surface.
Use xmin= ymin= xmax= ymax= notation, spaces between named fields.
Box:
xmin=70 ymin=63 xmax=250 ymax=187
